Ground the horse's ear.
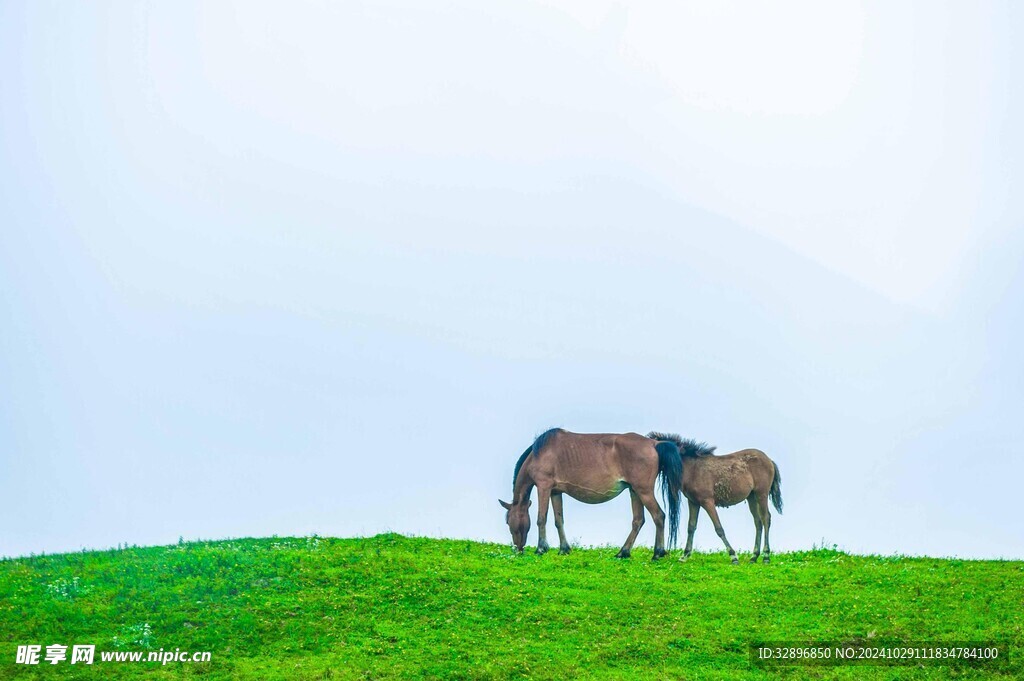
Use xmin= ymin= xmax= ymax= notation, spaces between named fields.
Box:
xmin=499 ymin=499 xmax=512 ymax=510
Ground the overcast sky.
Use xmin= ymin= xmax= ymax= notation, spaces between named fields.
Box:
xmin=2 ymin=1 xmax=1022 ymax=559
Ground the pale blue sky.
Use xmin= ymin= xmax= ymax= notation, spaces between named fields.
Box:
xmin=2 ymin=1 xmax=1022 ymax=559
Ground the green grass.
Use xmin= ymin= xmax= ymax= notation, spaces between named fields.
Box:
xmin=1 ymin=534 xmax=1021 ymax=679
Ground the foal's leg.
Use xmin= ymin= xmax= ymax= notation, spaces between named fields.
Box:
xmin=701 ymin=501 xmax=739 ymax=564
xmin=551 ymin=492 xmax=570 ymax=555
xmin=747 ymin=495 xmax=763 ymax=563
xmin=680 ymin=500 xmax=700 ymax=561
xmin=535 ymin=485 xmax=551 ymax=555
xmin=615 ymin=489 xmax=645 ymax=559
xmin=758 ymin=495 xmax=772 ymax=563
xmin=635 ymin=487 xmax=668 ymax=559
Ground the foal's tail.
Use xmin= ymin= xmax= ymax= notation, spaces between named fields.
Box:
xmin=654 ymin=440 xmax=683 ymax=548
xmin=769 ymin=461 xmax=784 ymax=514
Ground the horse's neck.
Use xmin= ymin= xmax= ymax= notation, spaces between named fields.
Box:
xmin=681 ymin=455 xmax=709 ymax=480
xmin=512 ymin=469 xmax=534 ymax=506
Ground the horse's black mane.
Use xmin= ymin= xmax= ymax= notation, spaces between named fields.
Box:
xmin=512 ymin=428 xmax=563 ymax=490
xmin=647 ymin=431 xmax=716 ymax=458
xmin=511 ymin=445 xmax=532 ymax=490
xmin=532 ymin=427 xmax=562 ymax=454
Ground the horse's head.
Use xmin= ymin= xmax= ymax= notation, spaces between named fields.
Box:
xmin=498 ymin=499 xmax=531 ymax=552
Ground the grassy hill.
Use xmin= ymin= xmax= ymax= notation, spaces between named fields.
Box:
xmin=0 ymin=534 xmax=1020 ymax=679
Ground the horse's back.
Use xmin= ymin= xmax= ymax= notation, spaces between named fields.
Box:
xmin=723 ymin=448 xmax=777 ymax=491
xmin=714 ymin=447 xmax=772 ymax=473
xmin=531 ymin=431 xmax=618 ymax=471
xmin=585 ymin=431 xmax=658 ymax=466
xmin=535 ymin=430 xmax=651 ymax=458
xmin=729 ymin=448 xmax=768 ymax=461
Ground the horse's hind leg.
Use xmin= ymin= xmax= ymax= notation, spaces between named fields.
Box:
xmin=701 ymin=501 xmax=739 ymax=564
xmin=535 ymin=485 xmax=551 ymax=555
xmin=680 ymin=500 xmax=700 ymax=562
xmin=551 ymin=492 xmax=570 ymax=555
xmin=615 ymin=489 xmax=645 ymax=559
xmin=758 ymin=494 xmax=772 ymax=563
xmin=747 ymin=494 xmax=763 ymax=563
xmin=635 ymin=487 xmax=668 ymax=559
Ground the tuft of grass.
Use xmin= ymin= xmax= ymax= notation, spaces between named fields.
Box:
xmin=0 ymin=535 xmax=1020 ymax=679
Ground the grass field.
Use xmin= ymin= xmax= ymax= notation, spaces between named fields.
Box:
xmin=1 ymin=534 xmax=1020 ymax=679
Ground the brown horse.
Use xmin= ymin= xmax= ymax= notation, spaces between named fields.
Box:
xmin=499 ymin=428 xmax=684 ymax=558
xmin=648 ymin=432 xmax=783 ymax=564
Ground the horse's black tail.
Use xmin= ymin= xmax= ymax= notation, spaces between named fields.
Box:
xmin=654 ymin=440 xmax=683 ymax=548
xmin=769 ymin=461 xmax=783 ymax=514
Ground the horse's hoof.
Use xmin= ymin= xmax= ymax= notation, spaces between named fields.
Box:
xmin=652 ymin=548 xmax=667 ymax=560
xmin=615 ymin=550 xmax=631 ymax=559
xmin=558 ymin=546 xmax=571 ymax=555
xmin=749 ymin=556 xmax=759 ymax=564
xmin=679 ymin=553 xmax=690 ymax=563
xmin=730 ymin=556 xmax=739 ymax=565
xmin=763 ymin=556 xmax=771 ymax=564
xmin=535 ymin=547 xmax=548 ymax=556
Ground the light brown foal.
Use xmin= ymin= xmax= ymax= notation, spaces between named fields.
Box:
xmin=499 ymin=429 xmax=683 ymax=559
xmin=648 ymin=432 xmax=783 ymax=564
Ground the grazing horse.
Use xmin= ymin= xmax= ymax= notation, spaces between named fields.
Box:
xmin=647 ymin=432 xmax=783 ymax=564
xmin=499 ymin=428 xmax=683 ymax=559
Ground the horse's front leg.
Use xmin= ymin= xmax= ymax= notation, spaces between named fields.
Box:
xmin=701 ymin=500 xmax=739 ymax=564
xmin=615 ymin=489 xmax=645 ymax=558
xmin=680 ymin=500 xmax=700 ymax=561
xmin=551 ymin=492 xmax=570 ymax=554
xmin=535 ymin=485 xmax=551 ymax=555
